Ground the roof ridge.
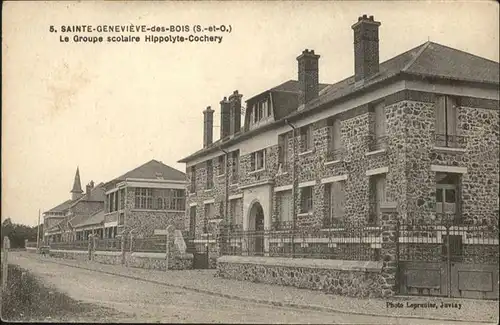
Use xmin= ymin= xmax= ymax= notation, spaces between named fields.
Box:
xmin=402 ymin=41 xmax=431 ymax=72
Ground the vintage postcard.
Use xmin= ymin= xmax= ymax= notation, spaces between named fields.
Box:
xmin=1 ymin=1 xmax=499 ymax=324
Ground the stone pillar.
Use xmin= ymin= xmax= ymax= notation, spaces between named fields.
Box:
xmin=379 ymin=202 xmax=399 ymax=297
xmin=120 ymin=235 xmax=126 ymax=265
xmin=88 ymin=234 xmax=93 ymax=261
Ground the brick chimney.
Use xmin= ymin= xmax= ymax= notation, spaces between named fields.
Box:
xmin=220 ymin=97 xmax=230 ymax=139
xmin=228 ymin=90 xmax=242 ymax=135
xmin=86 ymin=181 xmax=94 ymax=196
xmin=203 ymin=106 xmax=214 ymax=148
xmin=352 ymin=14 xmax=381 ymax=82
xmin=297 ymin=49 xmax=320 ymax=106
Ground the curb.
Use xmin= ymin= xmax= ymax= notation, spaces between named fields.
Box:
xmin=17 ymin=255 xmax=498 ymax=324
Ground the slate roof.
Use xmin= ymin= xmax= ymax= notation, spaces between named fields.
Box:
xmin=179 ymin=41 xmax=499 ymax=163
xmin=71 ymin=209 xmax=105 ymax=228
xmin=106 ymin=160 xmax=185 ymax=188
xmin=44 ymin=199 xmax=74 ymax=214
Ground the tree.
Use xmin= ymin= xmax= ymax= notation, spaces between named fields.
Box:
xmin=1 ymin=219 xmax=39 ymax=248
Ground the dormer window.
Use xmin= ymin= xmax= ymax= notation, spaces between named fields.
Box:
xmin=252 ymin=99 xmax=270 ymax=124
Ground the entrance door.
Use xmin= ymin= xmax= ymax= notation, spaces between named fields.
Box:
xmin=254 ymin=205 xmax=264 ymax=255
xmin=248 ymin=202 xmax=265 ymax=256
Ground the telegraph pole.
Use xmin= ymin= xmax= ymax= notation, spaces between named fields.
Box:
xmin=36 ymin=208 xmax=41 ymax=249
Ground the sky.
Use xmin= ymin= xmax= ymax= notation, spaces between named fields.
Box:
xmin=2 ymin=1 xmax=499 ymax=226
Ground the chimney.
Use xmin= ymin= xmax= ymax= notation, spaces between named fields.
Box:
xmin=228 ymin=90 xmax=242 ymax=135
xmin=203 ymin=106 xmax=214 ymax=148
xmin=220 ymin=97 xmax=230 ymax=139
xmin=86 ymin=181 xmax=94 ymax=196
xmin=297 ymin=49 xmax=320 ymax=106
xmin=351 ymin=14 xmax=381 ymax=82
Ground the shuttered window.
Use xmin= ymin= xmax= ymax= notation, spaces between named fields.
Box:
xmin=278 ymin=190 xmax=293 ymax=223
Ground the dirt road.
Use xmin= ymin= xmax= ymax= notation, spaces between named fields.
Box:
xmin=8 ymin=253 xmax=490 ymax=324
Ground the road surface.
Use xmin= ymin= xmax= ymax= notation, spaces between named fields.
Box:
xmin=8 ymin=253 xmax=488 ymax=324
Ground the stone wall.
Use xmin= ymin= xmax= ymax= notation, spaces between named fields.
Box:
xmin=216 ymin=256 xmax=389 ymax=298
xmin=49 ymin=249 xmax=90 ymax=261
xmin=124 ymin=188 xmax=185 ymax=237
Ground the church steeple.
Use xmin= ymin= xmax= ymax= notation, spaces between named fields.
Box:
xmin=71 ymin=167 xmax=83 ymax=200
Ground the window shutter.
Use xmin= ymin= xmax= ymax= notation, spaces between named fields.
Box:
xmin=333 ymin=119 xmax=342 ymax=150
xmin=446 ymin=96 xmax=457 ymax=136
xmin=375 ymin=102 xmax=386 ymax=136
xmin=435 ymin=96 xmax=446 ymax=135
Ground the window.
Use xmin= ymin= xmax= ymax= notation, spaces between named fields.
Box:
xmin=277 ymin=190 xmax=293 ymax=225
xmin=206 ymin=160 xmax=214 ymax=189
xmin=169 ymin=189 xmax=185 ymax=211
xmin=190 ymin=166 xmax=196 ymax=193
xmin=253 ymin=99 xmax=269 ymax=124
xmin=251 ymin=149 xmax=266 ymax=171
xmin=436 ymin=173 xmax=460 ymax=221
xmin=109 ymin=193 xmax=114 ymax=212
xmin=134 ymin=188 xmax=153 ymax=209
xmin=154 ymin=189 xmax=185 ymax=211
xmin=231 ymin=150 xmax=240 ymax=183
xmin=368 ymin=174 xmax=386 ymax=224
xmin=119 ymin=189 xmax=125 ymax=210
xmin=300 ymin=186 xmax=313 ymax=213
xmin=325 ymin=181 xmax=345 ymax=227
xmin=300 ymin=125 xmax=313 ymax=152
xmin=219 ymin=155 xmax=226 ymax=175
xmin=278 ymin=133 xmax=289 ymax=171
xmin=368 ymin=101 xmax=387 ymax=151
xmin=114 ymin=191 xmax=118 ymax=212
xmin=229 ymin=199 xmax=242 ymax=225
xmin=327 ymin=118 xmax=342 ymax=160
xmin=204 ymin=203 xmax=215 ymax=220
xmin=436 ymin=96 xmax=458 ymax=147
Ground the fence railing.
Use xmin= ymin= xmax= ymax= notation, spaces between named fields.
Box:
xmin=94 ymin=238 xmax=122 ymax=251
xmin=49 ymin=240 xmax=89 ymax=251
xmin=397 ymin=219 xmax=499 ymax=264
xmin=25 ymin=242 xmax=38 ymax=248
xmin=435 ymin=133 xmax=466 ymax=149
xmin=325 ymin=148 xmax=345 ymax=162
xmin=218 ymin=222 xmax=382 ymax=261
xmin=367 ymin=133 xmax=388 ymax=152
xmin=130 ymin=237 xmax=167 ymax=253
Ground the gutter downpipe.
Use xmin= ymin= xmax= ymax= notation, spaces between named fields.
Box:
xmin=285 ymin=119 xmax=297 ymax=258
xmin=219 ymin=146 xmax=229 ymax=257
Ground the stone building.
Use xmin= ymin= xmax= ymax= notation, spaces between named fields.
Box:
xmin=102 ymin=159 xmax=187 ymax=238
xmin=44 ymin=167 xmax=105 ymax=243
xmin=179 ymin=15 xmax=499 ymax=298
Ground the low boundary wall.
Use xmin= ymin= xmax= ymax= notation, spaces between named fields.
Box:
xmin=216 ymin=256 xmax=391 ymax=298
xmin=27 ymin=248 xmax=194 ymax=270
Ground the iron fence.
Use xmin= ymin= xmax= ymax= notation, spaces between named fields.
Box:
xmin=435 ymin=133 xmax=466 ymax=149
xmin=94 ymin=238 xmax=122 ymax=251
xmin=325 ymin=148 xmax=345 ymax=162
xmin=49 ymin=240 xmax=89 ymax=251
xmin=397 ymin=218 xmax=499 ymax=265
xmin=130 ymin=237 xmax=167 ymax=253
xmin=218 ymin=221 xmax=382 ymax=261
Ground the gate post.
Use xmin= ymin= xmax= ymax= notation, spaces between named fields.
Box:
xmin=379 ymin=202 xmax=399 ymax=297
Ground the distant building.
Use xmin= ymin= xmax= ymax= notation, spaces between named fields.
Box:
xmin=103 ymin=159 xmax=187 ymax=238
xmin=44 ymin=167 xmax=105 ymax=243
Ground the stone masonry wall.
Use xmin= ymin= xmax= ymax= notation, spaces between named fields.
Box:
xmin=216 ymin=258 xmax=389 ymax=298
xmin=125 ymin=188 xmax=185 ymax=237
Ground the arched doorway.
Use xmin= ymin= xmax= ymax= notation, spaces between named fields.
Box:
xmin=248 ymin=201 xmax=264 ymax=255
